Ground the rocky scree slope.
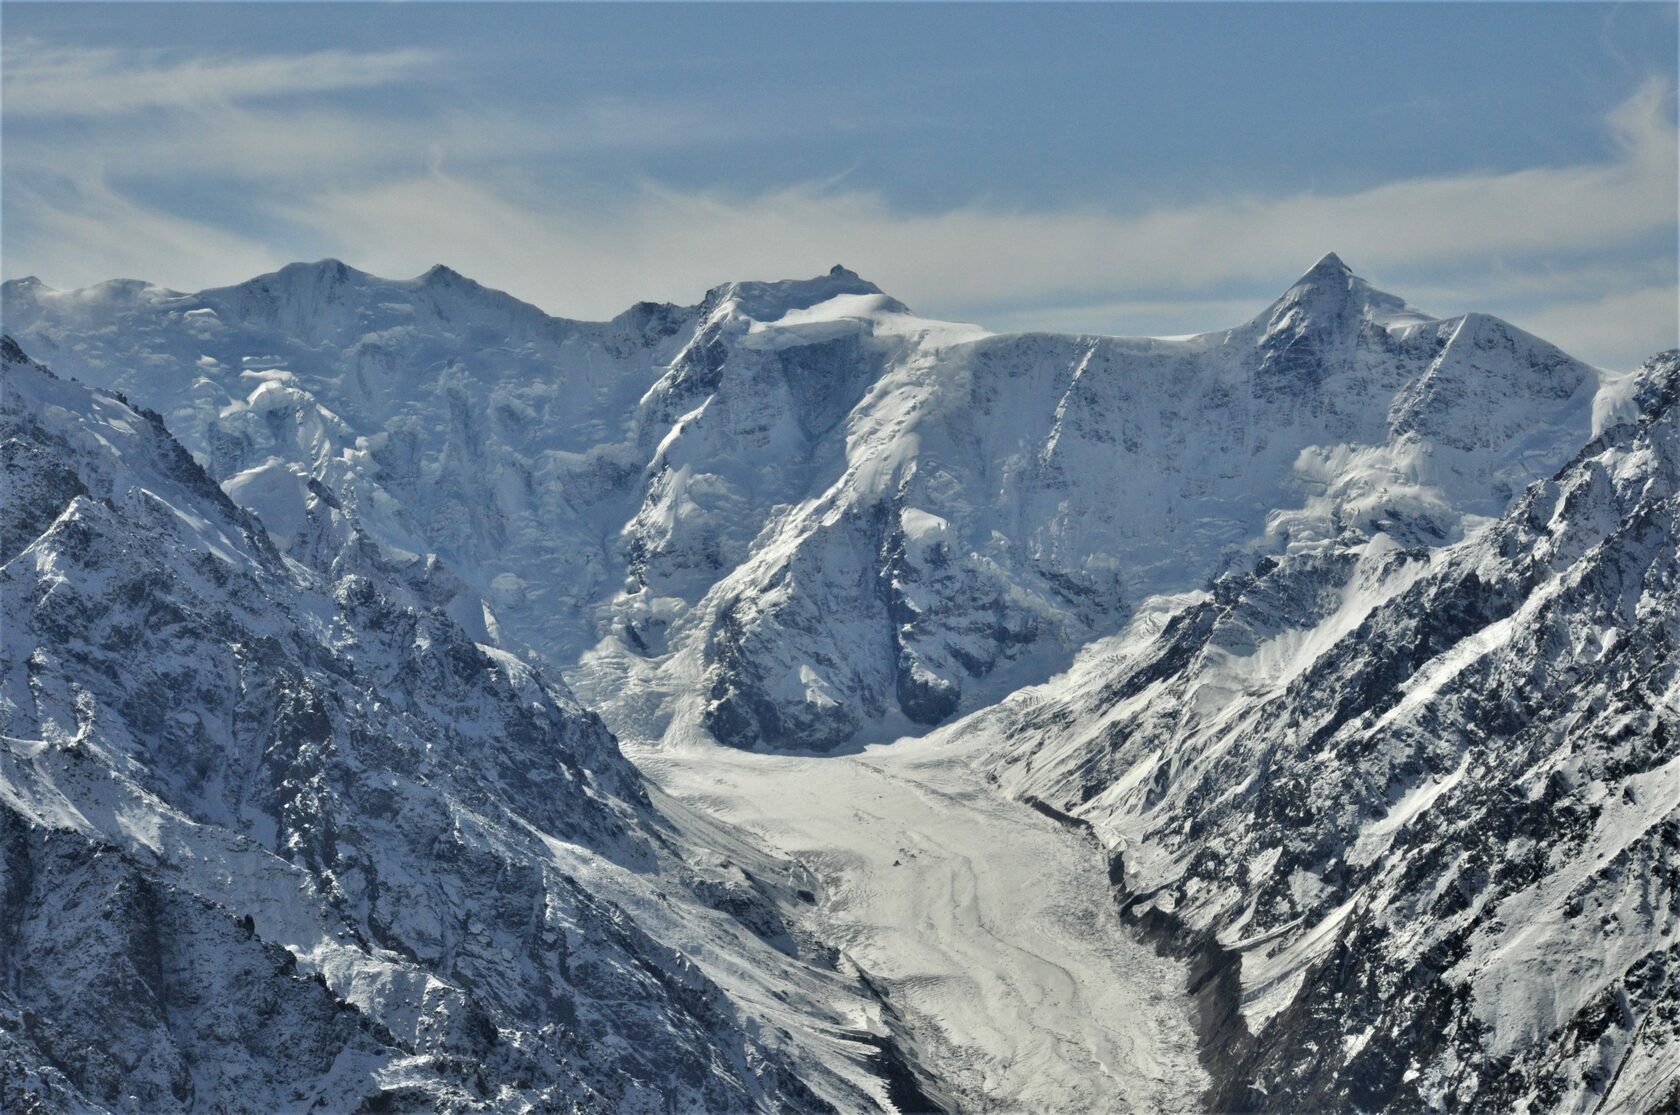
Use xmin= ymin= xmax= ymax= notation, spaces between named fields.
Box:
xmin=1 ymin=255 xmax=1607 ymax=753
xmin=0 ymin=338 xmax=889 ymax=1114
xmin=969 ymin=351 xmax=1680 ymax=1113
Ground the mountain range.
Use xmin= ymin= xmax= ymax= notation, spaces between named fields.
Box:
xmin=2 ymin=256 xmax=1674 ymax=1113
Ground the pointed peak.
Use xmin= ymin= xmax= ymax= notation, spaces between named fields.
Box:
xmin=1253 ymin=253 xmax=1435 ymax=334
xmin=1308 ymin=251 xmax=1350 ymax=277
xmin=1267 ymin=254 xmax=1360 ymax=319
xmin=828 ymin=264 xmax=861 ymax=280
xmin=1279 ymin=253 xmax=1358 ymax=302
xmin=422 ymin=263 xmax=468 ymax=285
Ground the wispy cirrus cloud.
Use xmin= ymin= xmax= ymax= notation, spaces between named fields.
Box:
xmin=1508 ymin=284 xmax=1679 ymax=369
xmin=2 ymin=171 xmax=281 ymax=287
xmin=3 ymin=37 xmax=1674 ymax=370
xmin=264 ymin=77 xmax=1675 ymax=365
xmin=1 ymin=40 xmax=437 ymax=117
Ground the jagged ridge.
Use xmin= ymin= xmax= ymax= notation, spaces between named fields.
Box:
xmin=974 ymin=351 xmax=1680 ymax=1112
xmin=0 ymin=339 xmax=885 ymax=1114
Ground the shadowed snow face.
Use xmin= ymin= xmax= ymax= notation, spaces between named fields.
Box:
xmin=1 ymin=257 xmax=1610 ymax=754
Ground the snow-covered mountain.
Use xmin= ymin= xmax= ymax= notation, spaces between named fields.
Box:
xmin=966 ymin=350 xmax=1679 ymax=1112
xmin=6 ymin=254 xmax=1675 ymax=1113
xmin=1 ymin=255 xmax=1606 ymax=754
xmin=0 ymin=338 xmax=905 ymax=1114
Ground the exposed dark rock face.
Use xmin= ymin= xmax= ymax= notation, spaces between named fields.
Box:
xmin=0 ymin=340 xmax=858 ymax=1113
xmin=982 ymin=352 xmax=1680 ymax=1112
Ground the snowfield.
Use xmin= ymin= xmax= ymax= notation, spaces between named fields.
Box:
xmin=629 ymin=717 xmax=1207 ymax=1114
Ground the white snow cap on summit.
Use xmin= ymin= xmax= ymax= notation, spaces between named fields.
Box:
xmin=1259 ymin=252 xmax=1436 ymax=333
xmin=708 ymin=264 xmax=908 ymax=323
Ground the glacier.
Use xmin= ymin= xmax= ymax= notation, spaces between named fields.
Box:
xmin=3 ymin=254 xmax=1675 ymax=1113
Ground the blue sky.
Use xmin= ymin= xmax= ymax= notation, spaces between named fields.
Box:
xmin=3 ymin=2 xmax=1676 ymax=368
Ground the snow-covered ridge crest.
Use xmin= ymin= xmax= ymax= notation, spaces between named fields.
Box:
xmin=621 ymin=254 xmax=1604 ymax=750
xmin=2 ymin=256 xmax=1609 ymax=754
xmin=1254 ymin=251 xmax=1436 ymax=337
xmin=706 ymin=263 xmax=908 ymax=325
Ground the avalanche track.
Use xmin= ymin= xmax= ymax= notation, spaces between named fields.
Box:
xmin=628 ymin=722 xmax=1206 ymax=1114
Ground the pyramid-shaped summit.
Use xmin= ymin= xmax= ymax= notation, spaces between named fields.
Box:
xmin=1256 ymin=252 xmax=1434 ymax=333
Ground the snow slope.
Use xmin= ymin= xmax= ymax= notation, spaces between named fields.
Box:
xmin=967 ymin=350 xmax=1680 ymax=1112
xmin=3 ymin=255 xmax=1607 ymax=754
xmin=0 ymin=338 xmax=897 ymax=1114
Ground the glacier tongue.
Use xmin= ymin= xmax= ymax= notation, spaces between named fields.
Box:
xmin=626 ymin=714 xmax=1208 ymax=1115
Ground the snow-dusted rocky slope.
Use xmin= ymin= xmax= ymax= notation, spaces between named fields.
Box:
xmin=1 ymin=255 xmax=1605 ymax=754
xmin=7 ymin=254 xmax=1674 ymax=1114
xmin=0 ymin=339 xmax=905 ymax=1114
xmin=966 ymin=351 xmax=1680 ymax=1112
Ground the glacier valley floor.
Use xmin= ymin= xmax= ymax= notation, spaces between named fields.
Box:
xmin=626 ymin=720 xmax=1207 ymax=1113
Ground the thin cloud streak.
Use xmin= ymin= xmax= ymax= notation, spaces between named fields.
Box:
xmin=263 ymin=79 xmax=1674 ymax=366
xmin=1 ymin=41 xmax=438 ymax=117
xmin=4 ymin=174 xmax=281 ymax=287
xmin=3 ymin=39 xmax=1674 ymax=369
xmin=1513 ymin=284 xmax=1679 ymax=369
